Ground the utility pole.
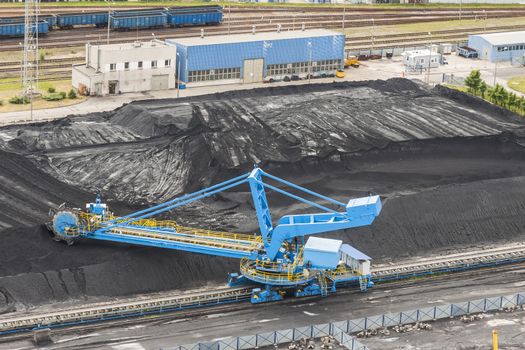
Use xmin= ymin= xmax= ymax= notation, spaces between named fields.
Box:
xmin=106 ymin=0 xmax=112 ymax=45
xmin=459 ymin=0 xmax=462 ymax=20
xmin=427 ymin=32 xmax=432 ymax=84
xmin=23 ymin=0 xmax=39 ymax=121
xmin=493 ymin=60 xmax=498 ymax=86
xmin=342 ymin=6 xmax=346 ymax=31
xmin=228 ymin=5 xmax=231 ymax=35
xmin=308 ymin=41 xmax=312 ymax=84
xmin=483 ymin=10 xmax=487 ymax=33
xmin=176 ymin=52 xmax=180 ymax=98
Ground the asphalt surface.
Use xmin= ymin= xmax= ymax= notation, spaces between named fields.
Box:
xmin=1 ymin=264 xmax=524 ymax=349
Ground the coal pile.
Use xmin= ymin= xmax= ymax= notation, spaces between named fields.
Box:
xmin=0 ymin=79 xmax=524 ymax=310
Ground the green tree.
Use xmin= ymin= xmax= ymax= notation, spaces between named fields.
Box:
xmin=68 ymin=89 xmax=77 ymax=99
xmin=464 ymin=70 xmax=483 ymax=95
xmin=519 ymin=96 xmax=525 ymax=115
xmin=507 ymin=92 xmax=518 ymax=112
xmin=479 ymin=81 xmax=487 ymax=99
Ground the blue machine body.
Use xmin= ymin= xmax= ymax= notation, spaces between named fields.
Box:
xmin=50 ymin=167 xmax=381 ymax=303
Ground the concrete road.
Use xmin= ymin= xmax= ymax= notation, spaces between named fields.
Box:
xmin=1 ymin=265 xmax=524 ymax=349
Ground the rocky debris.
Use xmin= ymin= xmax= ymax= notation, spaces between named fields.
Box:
xmin=503 ymin=305 xmax=524 ymax=313
xmin=461 ymin=314 xmax=486 ymax=323
xmin=357 ymin=322 xmax=432 ymax=338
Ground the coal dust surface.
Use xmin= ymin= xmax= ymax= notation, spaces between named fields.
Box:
xmin=0 ymin=79 xmax=524 ymax=310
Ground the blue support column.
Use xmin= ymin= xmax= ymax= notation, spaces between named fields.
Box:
xmin=247 ymin=168 xmax=273 ymax=247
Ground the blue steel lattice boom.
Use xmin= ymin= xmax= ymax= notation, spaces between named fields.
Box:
xmin=48 ymin=167 xmax=382 ymax=303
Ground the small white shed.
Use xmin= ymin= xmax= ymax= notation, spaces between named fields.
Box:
xmin=402 ymin=49 xmax=442 ymax=70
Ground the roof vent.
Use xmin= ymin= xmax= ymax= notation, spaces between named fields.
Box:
xmin=201 ymin=28 xmax=204 ymax=39
xmin=252 ymin=25 xmax=256 ymax=35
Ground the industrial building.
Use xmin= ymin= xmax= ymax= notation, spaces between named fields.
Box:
xmin=72 ymin=40 xmax=177 ymax=96
xmin=468 ymin=31 xmax=525 ymax=63
xmin=165 ymin=29 xmax=345 ymax=85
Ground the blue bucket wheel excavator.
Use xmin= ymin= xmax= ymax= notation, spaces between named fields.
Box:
xmin=48 ymin=167 xmax=382 ymax=303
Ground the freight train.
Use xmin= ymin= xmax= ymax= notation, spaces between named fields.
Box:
xmin=0 ymin=5 xmax=222 ymax=38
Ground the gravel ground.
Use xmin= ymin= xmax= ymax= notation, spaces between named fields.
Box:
xmin=362 ymin=309 xmax=525 ymax=350
xmin=0 ymin=79 xmax=524 ymax=311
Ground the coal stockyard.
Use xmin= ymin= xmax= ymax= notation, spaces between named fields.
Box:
xmin=1 ymin=0 xmax=525 ymax=348
xmin=0 ymin=78 xmax=525 ymax=349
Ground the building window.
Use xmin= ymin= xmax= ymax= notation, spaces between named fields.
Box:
xmin=165 ymin=59 xmax=171 ymax=67
xmin=265 ymin=59 xmax=341 ymax=77
xmin=124 ymin=62 xmax=129 ymax=70
xmin=152 ymin=60 xmax=157 ymax=69
xmin=109 ymin=63 xmax=116 ymax=71
xmin=188 ymin=67 xmax=241 ymax=82
xmin=138 ymin=61 xmax=143 ymax=69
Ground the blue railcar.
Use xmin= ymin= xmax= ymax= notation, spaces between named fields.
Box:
xmin=111 ymin=13 xmax=167 ymax=30
xmin=166 ymin=10 xmax=222 ymax=27
xmin=57 ymin=12 xmax=109 ymax=28
xmin=0 ymin=15 xmax=56 ymax=28
xmin=0 ymin=20 xmax=49 ymax=38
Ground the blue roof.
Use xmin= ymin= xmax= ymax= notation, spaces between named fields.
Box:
xmin=340 ymin=244 xmax=371 ymax=261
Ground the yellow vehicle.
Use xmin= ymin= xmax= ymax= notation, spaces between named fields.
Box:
xmin=335 ymin=70 xmax=346 ymax=78
xmin=344 ymin=55 xmax=360 ymax=68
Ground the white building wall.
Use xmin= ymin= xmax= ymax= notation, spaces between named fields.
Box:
xmin=77 ymin=41 xmax=177 ymax=95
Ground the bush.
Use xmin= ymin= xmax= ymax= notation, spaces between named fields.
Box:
xmin=68 ymin=89 xmax=77 ymax=99
xmin=42 ymin=93 xmax=64 ymax=101
xmin=59 ymin=91 xmax=66 ymax=99
xmin=0 ymin=100 xmax=3 ymax=106
xmin=47 ymin=87 xmax=56 ymax=93
xmin=9 ymin=95 xmax=29 ymax=104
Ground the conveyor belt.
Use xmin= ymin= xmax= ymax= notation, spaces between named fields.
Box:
xmin=3 ymin=244 xmax=525 ymax=335
xmin=0 ymin=287 xmax=252 ymax=335
xmin=371 ymin=243 xmax=525 ymax=281
xmin=107 ymin=226 xmax=258 ymax=252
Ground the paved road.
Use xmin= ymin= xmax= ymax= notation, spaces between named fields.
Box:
xmin=2 ymin=54 xmax=522 ymax=126
xmin=1 ymin=265 xmax=524 ymax=349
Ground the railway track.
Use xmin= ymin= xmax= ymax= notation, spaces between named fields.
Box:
xmin=1 ymin=243 xmax=525 ymax=336
xmin=2 ymin=8 xmax=525 ymax=51
xmin=1 ymin=22 xmax=523 ymax=83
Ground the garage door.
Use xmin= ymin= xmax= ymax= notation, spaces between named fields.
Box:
xmin=151 ymin=75 xmax=169 ymax=90
xmin=243 ymin=59 xmax=264 ymax=83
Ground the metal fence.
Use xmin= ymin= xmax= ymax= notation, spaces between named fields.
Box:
xmin=172 ymin=293 xmax=524 ymax=350
xmin=173 ymin=322 xmax=368 ymax=350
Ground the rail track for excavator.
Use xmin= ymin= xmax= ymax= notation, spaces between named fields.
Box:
xmin=2 ymin=242 xmax=525 ymax=335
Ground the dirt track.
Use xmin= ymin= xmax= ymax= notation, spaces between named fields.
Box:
xmin=0 ymin=79 xmax=524 ymax=311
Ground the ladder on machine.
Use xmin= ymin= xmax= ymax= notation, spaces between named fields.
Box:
xmin=318 ymin=272 xmax=328 ymax=297
xmin=358 ymin=276 xmax=368 ymax=292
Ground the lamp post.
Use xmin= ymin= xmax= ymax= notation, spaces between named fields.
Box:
xmin=342 ymin=5 xmax=346 ymax=31
xmin=427 ymin=32 xmax=432 ymax=84
xmin=483 ymin=10 xmax=487 ymax=33
xmin=308 ymin=41 xmax=312 ymax=84
xmin=176 ymin=52 xmax=181 ymax=98
xmin=371 ymin=18 xmax=375 ymax=53
xmin=228 ymin=5 xmax=231 ymax=35
xmin=106 ymin=0 xmax=113 ymax=45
